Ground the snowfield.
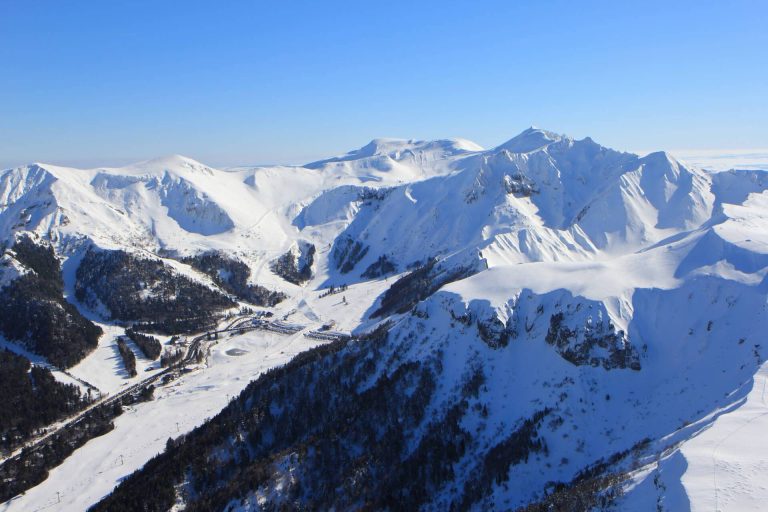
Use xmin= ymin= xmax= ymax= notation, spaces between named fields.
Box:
xmin=0 ymin=127 xmax=767 ymax=510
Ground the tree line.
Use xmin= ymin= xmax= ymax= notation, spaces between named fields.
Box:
xmin=125 ymin=328 xmax=162 ymax=360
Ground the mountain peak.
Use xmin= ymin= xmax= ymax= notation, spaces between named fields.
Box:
xmin=124 ymin=154 xmax=215 ymax=175
xmin=496 ymin=127 xmax=566 ymax=153
xmin=305 ymin=137 xmax=482 ymax=169
xmin=139 ymin=154 xmax=205 ymax=167
xmin=640 ymin=150 xmax=677 ymax=166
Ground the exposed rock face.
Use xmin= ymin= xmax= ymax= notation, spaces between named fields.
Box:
xmin=545 ymin=312 xmax=640 ymax=371
xmin=503 ymin=172 xmax=538 ymax=197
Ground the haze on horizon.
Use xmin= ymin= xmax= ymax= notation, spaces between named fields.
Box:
xmin=1 ymin=0 xmax=766 ymax=170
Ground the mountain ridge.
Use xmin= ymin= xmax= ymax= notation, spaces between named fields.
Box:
xmin=1 ymin=128 xmax=767 ymax=511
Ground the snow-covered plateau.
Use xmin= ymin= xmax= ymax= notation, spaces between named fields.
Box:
xmin=0 ymin=128 xmax=766 ymax=511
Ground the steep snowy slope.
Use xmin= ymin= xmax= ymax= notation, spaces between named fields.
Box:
xmin=0 ymin=129 xmax=714 ymax=291
xmin=306 ymin=128 xmax=715 ymax=283
xmin=0 ymin=156 xmax=273 ymax=252
xmin=0 ymin=145 xmax=476 ymax=292
xmin=620 ymin=359 xmax=768 ymax=512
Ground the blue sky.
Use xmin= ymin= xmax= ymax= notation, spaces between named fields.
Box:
xmin=1 ymin=0 xmax=766 ymax=168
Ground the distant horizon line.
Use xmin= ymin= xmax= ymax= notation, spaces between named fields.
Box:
xmin=3 ymin=147 xmax=768 ymax=173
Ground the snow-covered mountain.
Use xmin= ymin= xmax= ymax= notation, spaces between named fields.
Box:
xmin=1 ymin=128 xmax=767 ymax=511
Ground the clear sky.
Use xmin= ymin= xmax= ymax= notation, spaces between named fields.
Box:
xmin=1 ymin=0 xmax=766 ymax=169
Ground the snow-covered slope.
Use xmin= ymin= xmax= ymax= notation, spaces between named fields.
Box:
xmin=308 ymin=128 xmax=716 ymax=282
xmin=0 ymin=129 xmax=718 ymax=286
xmin=1 ymin=128 xmax=767 ymax=511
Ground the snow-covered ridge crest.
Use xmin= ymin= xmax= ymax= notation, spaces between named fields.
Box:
xmin=0 ymin=127 xmax=748 ymax=297
xmin=113 ymin=154 xmax=217 ymax=176
xmin=304 ymin=137 xmax=484 ymax=185
xmin=314 ymin=132 xmax=720 ymax=283
xmin=306 ymin=137 xmax=484 ymax=168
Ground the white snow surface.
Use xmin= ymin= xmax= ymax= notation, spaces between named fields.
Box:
xmin=1 ymin=128 xmax=768 ymax=510
xmin=619 ymin=360 xmax=768 ymax=512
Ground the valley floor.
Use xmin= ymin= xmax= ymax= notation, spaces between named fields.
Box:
xmin=0 ymin=328 xmax=326 ymax=512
